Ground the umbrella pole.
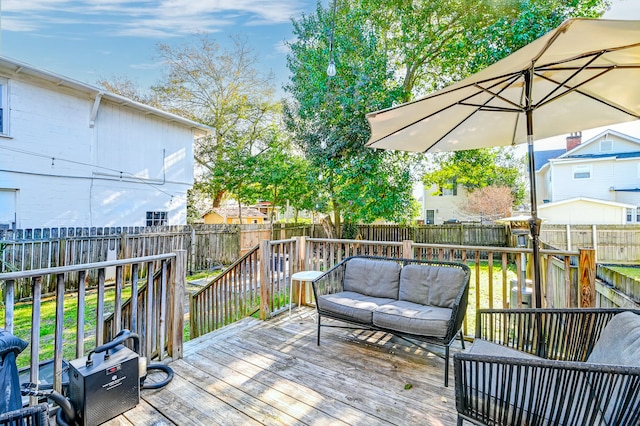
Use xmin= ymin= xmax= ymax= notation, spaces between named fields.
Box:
xmin=524 ymin=69 xmax=543 ymax=310
xmin=527 ymin=136 xmax=543 ymax=309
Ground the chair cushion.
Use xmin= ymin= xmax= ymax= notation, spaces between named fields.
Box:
xmin=343 ymin=258 xmax=401 ymax=299
xmin=317 ymin=291 xmax=395 ymax=324
xmin=587 ymin=311 xmax=640 ymax=366
xmin=372 ymin=300 xmax=452 ymax=337
xmin=399 ymin=264 xmax=467 ymax=308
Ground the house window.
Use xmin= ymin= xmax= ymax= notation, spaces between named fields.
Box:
xmin=146 ymin=211 xmax=168 ymax=226
xmin=0 ymin=78 xmax=8 ymax=135
xmin=627 ymin=209 xmax=633 ymax=223
xmin=573 ymin=165 xmax=591 ymax=179
xmin=599 ymin=140 xmax=613 ymax=152
xmin=636 ymin=207 xmax=640 ymax=223
xmin=440 ymin=180 xmax=457 ymax=196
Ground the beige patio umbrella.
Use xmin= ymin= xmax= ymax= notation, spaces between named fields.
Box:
xmin=366 ymin=18 xmax=640 ymax=308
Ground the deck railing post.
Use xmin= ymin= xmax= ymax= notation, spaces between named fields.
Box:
xmin=402 ymin=240 xmax=414 ymax=259
xmin=578 ymin=248 xmax=596 ymax=307
xmin=259 ymin=240 xmax=271 ymax=320
xmin=4 ymin=279 xmax=14 ymax=333
xmin=296 ymin=236 xmax=308 ymax=306
xmin=169 ymin=250 xmax=185 ymax=360
xmin=30 ymin=276 xmax=42 ymax=406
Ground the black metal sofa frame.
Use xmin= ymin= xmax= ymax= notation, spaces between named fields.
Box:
xmin=311 ymin=255 xmax=471 ymax=387
xmin=454 ymin=308 xmax=640 ymax=426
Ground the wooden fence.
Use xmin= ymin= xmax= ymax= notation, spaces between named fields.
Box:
xmin=540 ymin=224 xmax=640 ymax=263
xmin=595 ymin=264 xmax=640 ymax=308
xmin=0 ymin=252 xmax=185 ymax=403
xmin=356 ymin=224 xmax=509 ymax=246
xmin=0 ymin=223 xmax=515 ymax=298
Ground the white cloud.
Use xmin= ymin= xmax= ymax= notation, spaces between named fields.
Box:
xmin=2 ymin=0 xmax=307 ymax=38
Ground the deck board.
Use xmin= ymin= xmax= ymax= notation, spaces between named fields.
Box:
xmin=112 ymin=308 xmax=461 ymax=425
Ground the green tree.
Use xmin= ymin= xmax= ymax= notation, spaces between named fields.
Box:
xmin=285 ymin=2 xmax=420 ymax=236
xmin=285 ymin=0 xmax=608 ymax=234
xmin=423 ymin=148 xmax=526 ymax=206
xmin=238 ymin=135 xmax=326 ymax=223
xmin=152 ymin=34 xmax=281 ymax=210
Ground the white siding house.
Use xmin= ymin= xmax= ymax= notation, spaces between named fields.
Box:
xmin=0 ymin=57 xmax=210 ymax=229
xmin=536 ymin=130 xmax=640 ymax=224
xmin=420 ymin=183 xmax=472 ymax=224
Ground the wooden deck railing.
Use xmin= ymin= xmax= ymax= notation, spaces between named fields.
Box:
xmin=189 ymin=245 xmax=261 ymax=338
xmin=188 ymin=237 xmax=590 ymax=340
xmin=0 ymin=251 xmax=186 ymax=402
xmin=1 ymin=234 xmax=596 ymax=390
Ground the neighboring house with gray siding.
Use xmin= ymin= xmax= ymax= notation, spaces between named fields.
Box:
xmin=536 ymin=129 xmax=640 ymax=224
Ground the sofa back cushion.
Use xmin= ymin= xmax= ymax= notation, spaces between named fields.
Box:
xmin=399 ymin=264 xmax=467 ymax=308
xmin=343 ymin=258 xmax=401 ymax=299
xmin=587 ymin=311 xmax=640 ymax=366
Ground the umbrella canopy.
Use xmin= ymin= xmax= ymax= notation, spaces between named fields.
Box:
xmin=366 ymin=18 xmax=640 ymax=152
xmin=366 ymin=18 xmax=640 ymax=308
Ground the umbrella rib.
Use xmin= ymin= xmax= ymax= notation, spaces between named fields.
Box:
xmin=366 ymin=74 xmax=521 ymax=148
xmin=457 ymin=103 xmax=520 ymax=113
xmin=536 ymin=68 xmax=640 ymax=119
xmin=471 ymin=80 xmax=525 ymax=111
xmin=535 ymin=51 xmax=603 ymax=106
xmin=419 ymin=74 xmax=524 ymax=153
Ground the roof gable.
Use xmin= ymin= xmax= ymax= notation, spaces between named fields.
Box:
xmin=561 ymin=129 xmax=640 ymax=158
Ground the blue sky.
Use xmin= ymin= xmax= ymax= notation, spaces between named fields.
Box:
xmin=0 ymin=0 xmax=638 ymax=103
xmin=0 ymin=0 xmax=323 ymax=93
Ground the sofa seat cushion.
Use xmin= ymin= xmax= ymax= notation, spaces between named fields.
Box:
xmin=399 ymin=264 xmax=467 ymax=308
xmin=343 ymin=258 xmax=401 ymax=299
xmin=372 ymin=301 xmax=453 ymax=337
xmin=318 ymin=292 xmax=395 ymax=324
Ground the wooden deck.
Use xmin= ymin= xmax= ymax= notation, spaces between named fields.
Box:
xmin=106 ymin=308 xmax=461 ymax=425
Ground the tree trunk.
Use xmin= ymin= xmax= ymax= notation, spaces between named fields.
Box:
xmin=332 ymin=199 xmax=341 ymax=239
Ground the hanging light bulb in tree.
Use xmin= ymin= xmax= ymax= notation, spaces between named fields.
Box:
xmin=326 ymin=59 xmax=336 ymax=77
xmin=326 ymin=0 xmax=337 ymax=77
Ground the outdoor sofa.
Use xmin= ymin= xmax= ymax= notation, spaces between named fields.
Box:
xmin=454 ymin=308 xmax=640 ymax=425
xmin=311 ymin=255 xmax=471 ymax=387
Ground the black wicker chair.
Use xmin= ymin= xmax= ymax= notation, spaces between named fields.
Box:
xmin=0 ymin=403 xmax=49 ymax=426
xmin=454 ymin=308 xmax=640 ymax=426
xmin=312 ymin=255 xmax=471 ymax=387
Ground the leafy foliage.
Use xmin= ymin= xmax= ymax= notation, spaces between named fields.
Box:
xmin=285 ymin=2 xmax=421 ymax=234
xmin=151 ymin=34 xmax=283 ymax=211
xmin=423 ymin=148 xmax=526 ymax=206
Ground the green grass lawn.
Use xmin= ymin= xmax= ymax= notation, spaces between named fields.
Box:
xmin=464 ymin=261 xmax=518 ymax=335
xmin=1 ymin=285 xmax=132 ymax=368
xmin=607 ymin=265 xmax=640 ymax=280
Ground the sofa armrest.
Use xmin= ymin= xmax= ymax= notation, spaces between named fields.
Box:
xmin=476 ymin=308 xmax=639 ymax=361
xmin=311 ymin=259 xmax=347 ymax=300
xmin=454 ymin=352 xmax=640 ymax=426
